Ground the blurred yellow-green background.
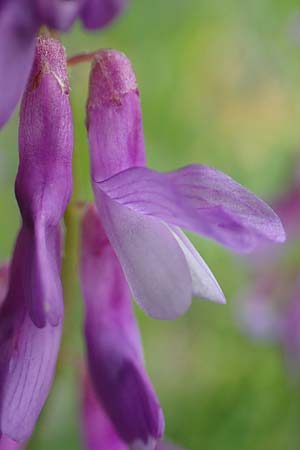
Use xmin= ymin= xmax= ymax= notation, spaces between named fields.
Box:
xmin=1 ymin=1 xmax=300 ymax=449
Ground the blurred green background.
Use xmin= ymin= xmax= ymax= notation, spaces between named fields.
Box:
xmin=1 ymin=0 xmax=300 ymax=449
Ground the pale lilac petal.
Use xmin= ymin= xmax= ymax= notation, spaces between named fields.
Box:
xmin=80 ymin=205 xmax=143 ymax=362
xmin=169 ymin=226 xmax=226 ymax=304
xmin=80 ymin=0 xmax=128 ymax=29
xmin=0 ymin=316 xmax=61 ymax=442
xmin=95 ymin=193 xmax=192 ymax=319
xmin=0 ymin=435 xmax=23 ymax=450
xmin=97 ymin=165 xmax=285 ymax=252
xmin=0 ymin=0 xmax=36 ymax=128
xmin=80 ymin=206 xmax=164 ymax=448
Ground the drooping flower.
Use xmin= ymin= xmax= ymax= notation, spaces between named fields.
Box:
xmin=0 ymin=0 xmax=128 ymax=128
xmin=81 ymin=371 xmax=183 ymax=450
xmin=0 ymin=36 xmax=73 ymax=442
xmin=85 ymin=49 xmax=285 ymax=321
xmin=238 ymin=169 xmax=300 ymax=375
xmin=80 ymin=205 xmax=164 ymax=450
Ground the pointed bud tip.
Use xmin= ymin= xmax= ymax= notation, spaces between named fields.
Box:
xmin=28 ymin=36 xmax=69 ymax=93
xmin=88 ymin=50 xmax=138 ymax=108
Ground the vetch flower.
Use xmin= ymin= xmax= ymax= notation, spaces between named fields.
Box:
xmin=238 ymin=169 xmax=300 ymax=375
xmin=0 ymin=0 xmax=128 ymax=128
xmin=86 ymin=49 xmax=285 ymax=320
xmin=0 ymin=36 xmax=72 ymax=442
xmin=80 ymin=205 xmax=164 ymax=450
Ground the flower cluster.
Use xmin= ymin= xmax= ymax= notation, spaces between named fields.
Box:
xmin=0 ymin=22 xmax=285 ymax=450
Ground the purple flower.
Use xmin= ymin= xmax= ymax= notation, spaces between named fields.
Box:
xmin=85 ymin=49 xmax=285 ymax=320
xmin=0 ymin=0 xmax=128 ymax=128
xmin=81 ymin=371 xmax=184 ymax=450
xmin=238 ymin=171 xmax=300 ymax=375
xmin=80 ymin=205 xmax=164 ymax=450
xmin=0 ymin=36 xmax=72 ymax=442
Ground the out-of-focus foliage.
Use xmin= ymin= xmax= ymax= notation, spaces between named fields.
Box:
xmin=1 ymin=1 xmax=300 ymax=449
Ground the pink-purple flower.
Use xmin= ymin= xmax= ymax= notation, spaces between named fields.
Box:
xmin=238 ymin=169 xmax=300 ymax=374
xmin=0 ymin=36 xmax=72 ymax=442
xmin=85 ymin=49 xmax=286 ymax=321
xmin=0 ymin=0 xmax=128 ymax=128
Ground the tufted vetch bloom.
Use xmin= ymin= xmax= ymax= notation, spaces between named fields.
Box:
xmin=0 ymin=36 xmax=73 ymax=442
xmin=85 ymin=49 xmax=285 ymax=321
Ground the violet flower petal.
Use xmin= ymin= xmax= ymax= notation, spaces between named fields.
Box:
xmin=97 ymin=165 xmax=286 ymax=252
xmin=16 ymin=36 xmax=73 ymax=326
xmin=0 ymin=436 xmax=22 ymax=450
xmin=95 ymin=192 xmax=193 ymax=319
xmin=82 ymin=373 xmax=180 ymax=450
xmin=0 ymin=265 xmax=22 ymax=448
xmin=0 ymin=314 xmax=61 ymax=442
xmin=81 ymin=374 xmax=128 ymax=450
xmin=0 ymin=0 xmax=36 ymax=128
xmin=80 ymin=206 xmax=164 ymax=448
xmin=33 ymin=0 xmax=82 ymax=30
xmin=0 ymin=228 xmax=62 ymax=442
xmin=80 ymin=0 xmax=128 ymax=29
